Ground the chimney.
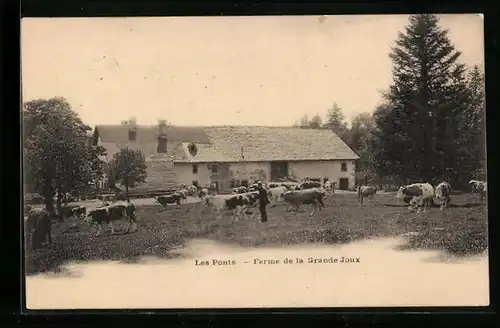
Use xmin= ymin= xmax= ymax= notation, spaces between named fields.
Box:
xmin=127 ymin=117 xmax=137 ymax=141
xmin=157 ymin=119 xmax=168 ymax=153
xmin=129 ymin=117 xmax=137 ymax=129
xmin=158 ymin=119 xmax=167 ymax=136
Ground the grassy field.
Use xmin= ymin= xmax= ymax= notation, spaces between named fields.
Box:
xmin=24 ymin=193 xmax=488 ymax=275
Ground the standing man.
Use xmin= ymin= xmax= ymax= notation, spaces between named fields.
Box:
xmin=257 ymin=181 xmax=269 ymax=222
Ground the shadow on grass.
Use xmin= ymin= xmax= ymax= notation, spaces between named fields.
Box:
xmin=382 ymin=202 xmax=485 ymax=209
xmin=394 ymin=209 xmax=488 ymax=257
xmin=25 ymin=222 xmax=186 ymax=276
xmin=183 ymin=200 xmax=488 ymax=258
xmin=448 ymin=203 xmax=485 ymax=209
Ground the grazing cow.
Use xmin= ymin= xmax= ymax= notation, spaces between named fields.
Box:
xmin=71 ymin=205 xmax=87 ymax=218
xmin=282 ymin=188 xmax=325 ymax=216
xmin=357 ymin=185 xmax=378 ymax=205
xmin=274 ymin=182 xmax=299 ymax=191
xmin=198 ymin=187 xmax=209 ymax=199
xmin=267 ymin=186 xmax=288 ymax=207
xmin=232 ymin=186 xmax=248 ymax=194
xmin=156 ymin=194 xmax=182 ymax=207
xmin=25 ymin=208 xmax=52 ymax=250
xmin=300 ymin=181 xmax=323 ymax=190
xmin=248 ymin=183 xmax=260 ymax=192
xmin=174 ymin=190 xmax=188 ymax=201
xmin=84 ymin=201 xmax=137 ymax=236
xmin=266 ymin=182 xmax=282 ymax=189
xmin=323 ymin=181 xmax=337 ymax=194
xmin=396 ymin=183 xmax=435 ymax=212
xmin=208 ymin=181 xmax=218 ymax=194
xmin=469 ymin=180 xmax=487 ymax=200
xmin=205 ymin=192 xmax=259 ymax=221
xmin=186 ymin=185 xmax=198 ymax=197
xmin=435 ymin=182 xmax=452 ymax=211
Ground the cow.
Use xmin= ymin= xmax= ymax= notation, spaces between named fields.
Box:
xmin=435 ymin=182 xmax=452 ymax=211
xmin=248 ymin=183 xmax=260 ymax=192
xmin=232 ymin=186 xmax=248 ymax=194
xmin=469 ymin=180 xmax=487 ymax=200
xmin=156 ymin=194 xmax=182 ymax=207
xmin=274 ymin=182 xmax=300 ymax=191
xmin=396 ymin=183 xmax=435 ymax=213
xmin=282 ymin=188 xmax=325 ymax=216
xmin=323 ymin=181 xmax=337 ymax=194
xmin=84 ymin=201 xmax=138 ymax=236
xmin=266 ymin=182 xmax=282 ymax=189
xmin=198 ymin=187 xmax=209 ymax=199
xmin=204 ymin=192 xmax=259 ymax=221
xmin=267 ymin=186 xmax=288 ymax=207
xmin=71 ymin=205 xmax=87 ymax=219
xmin=208 ymin=181 xmax=219 ymax=194
xmin=186 ymin=185 xmax=198 ymax=197
xmin=174 ymin=190 xmax=188 ymax=201
xmin=25 ymin=207 xmax=52 ymax=250
xmin=357 ymin=185 xmax=378 ymax=205
xmin=300 ymin=181 xmax=323 ymax=190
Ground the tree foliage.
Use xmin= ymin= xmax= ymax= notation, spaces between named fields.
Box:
xmin=292 ymin=15 xmax=485 ymax=189
xmin=370 ymin=14 xmax=485 ymax=187
xmin=324 ymin=103 xmax=349 ymax=138
xmin=295 ymin=103 xmax=350 ymax=141
xmin=23 ymin=97 xmax=106 ymax=211
xmin=107 ymin=148 xmax=148 ymax=194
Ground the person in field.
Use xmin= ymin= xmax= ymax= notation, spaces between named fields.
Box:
xmin=257 ymin=181 xmax=269 ymax=222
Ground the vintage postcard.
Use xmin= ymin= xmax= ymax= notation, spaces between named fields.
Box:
xmin=22 ymin=14 xmax=488 ymax=309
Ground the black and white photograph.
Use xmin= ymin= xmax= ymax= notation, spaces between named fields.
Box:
xmin=22 ymin=14 xmax=487 ymax=309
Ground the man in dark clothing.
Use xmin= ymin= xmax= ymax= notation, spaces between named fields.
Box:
xmin=257 ymin=181 xmax=269 ymax=222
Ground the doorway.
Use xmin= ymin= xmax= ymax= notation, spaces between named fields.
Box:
xmin=270 ymin=161 xmax=289 ymax=181
xmin=339 ymin=178 xmax=349 ymax=191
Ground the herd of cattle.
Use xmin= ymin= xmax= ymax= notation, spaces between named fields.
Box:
xmin=24 ymin=178 xmax=487 ymax=251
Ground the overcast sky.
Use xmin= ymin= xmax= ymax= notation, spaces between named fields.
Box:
xmin=21 ymin=14 xmax=484 ymax=127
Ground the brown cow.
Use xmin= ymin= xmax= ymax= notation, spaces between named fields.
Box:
xmin=357 ymin=185 xmax=378 ymax=205
xmin=25 ymin=208 xmax=52 ymax=250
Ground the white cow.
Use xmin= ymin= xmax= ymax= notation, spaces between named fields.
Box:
xmin=266 ymin=186 xmax=288 ymax=207
xmin=323 ymin=181 xmax=337 ymax=194
xmin=204 ymin=192 xmax=258 ymax=222
xmin=396 ymin=183 xmax=435 ymax=213
xmin=469 ymin=180 xmax=487 ymax=200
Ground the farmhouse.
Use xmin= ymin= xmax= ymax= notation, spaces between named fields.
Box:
xmin=93 ymin=119 xmax=359 ymax=192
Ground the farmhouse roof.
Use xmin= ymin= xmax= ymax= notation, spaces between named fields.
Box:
xmin=94 ymin=125 xmax=359 ymax=163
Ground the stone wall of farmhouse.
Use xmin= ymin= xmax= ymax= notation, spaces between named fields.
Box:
xmin=229 ymin=162 xmax=271 ymax=182
xmin=288 ymin=160 xmax=356 ymax=189
xmin=139 ymin=159 xmax=356 ymax=190
xmin=174 ymin=163 xmax=212 ymax=186
xmin=141 ymin=159 xmax=178 ymax=190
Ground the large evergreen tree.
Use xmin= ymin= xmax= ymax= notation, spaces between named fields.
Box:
xmin=372 ymin=14 xmax=482 ymax=186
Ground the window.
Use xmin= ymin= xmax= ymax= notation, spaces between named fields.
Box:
xmin=341 ymin=162 xmax=347 ymax=172
xmin=211 ymin=164 xmax=219 ymax=174
xmin=192 ymin=164 xmax=198 ymax=174
xmin=128 ymin=129 xmax=137 ymax=141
